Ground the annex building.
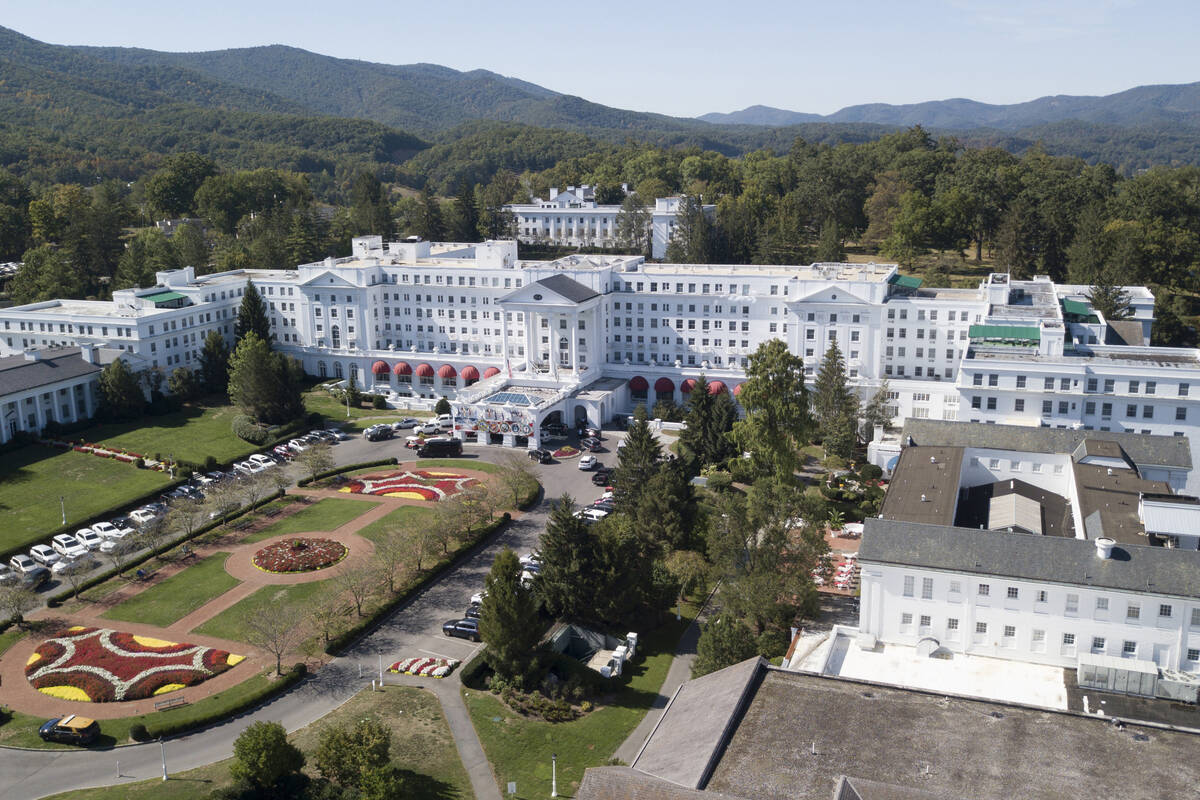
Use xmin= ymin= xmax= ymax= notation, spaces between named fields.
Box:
xmin=3 ymin=235 xmax=1200 ymax=454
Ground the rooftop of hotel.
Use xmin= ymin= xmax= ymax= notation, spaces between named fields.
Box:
xmin=965 ymin=344 xmax=1200 ymax=367
xmin=878 ymin=446 xmax=964 ymax=527
xmin=634 ymin=261 xmax=899 ymax=281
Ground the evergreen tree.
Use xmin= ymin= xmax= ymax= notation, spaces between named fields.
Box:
xmin=171 ymin=221 xmax=210 ymax=272
xmin=814 ymin=217 xmax=844 ymax=262
xmin=9 ymin=244 xmax=83 ymax=304
xmin=350 ymin=170 xmax=394 ymax=238
xmin=284 ymin=210 xmax=322 ymax=267
xmin=732 ymin=339 xmax=812 ymax=479
xmin=693 ymin=615 xmax=758 ymax=677
xmin=227 ymin=332 xmax=304 ymax=423
xmin=664 ymin=195 xmax=713 ymax=263
xmin=635 ymin=461 xmax=698 ymax=553
xmin=1066 ymin=202 xmax=1110 ymax=284
xmin=453 ymin=183 xmax=480 ymax=241
xmin=235 ymin=279 xmax=272 ymax=343
xmin=615 ymin=194 xmax=651 ymax=254
xmin=415 ymin=186 xmax=446 ymax=241
xmin=679 ymin=375 xmax=736 ymax=470
xmin=614 ymin=409 xmax=663 ymax=510
xmin=98 ymin=357 xmax=145 ymax=420
xmin=1087 ymin=282 xmax=1133 ymax=321
xmin=811 ymin=340 xmax=858 ymax=436
xmin=198 ymin=330 xmax=231 ymax=394
xmin=536 ymin=495 xmax=596 ymax=621
xmin=860 ymin=379 xmax=892 ymax=440
xmin=479 ymin=548 xmax=542 ymax=686
xmin=113 ymin=228 xmax=178 ymax=290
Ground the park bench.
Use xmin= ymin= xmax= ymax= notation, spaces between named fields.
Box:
xmin=153 ymin=696 xmax=189 ymax=711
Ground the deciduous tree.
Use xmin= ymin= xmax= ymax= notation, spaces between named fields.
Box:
xmin=230 ymin=721 xmax=305 ymax=792
xmin=98 ymin=357 xmax=145 ymax=420
xmin=241 ymin=603 xmax=303 ymax=676
xmin=296 ymin=442 xmax=335 ymax=482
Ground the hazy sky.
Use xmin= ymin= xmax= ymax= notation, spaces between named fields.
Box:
xmin=2 ymin=0 xmax=1197 ymax=118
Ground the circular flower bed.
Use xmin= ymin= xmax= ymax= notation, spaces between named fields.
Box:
xmin=25 ymin=626 xmax=243 ymax=703
xmin=253 ymin=537 xmax=347 ymax=573
xmin=552 ymin=445 xmax=580 ymax=459
xmin=338 ymin=469 xmax=479 ymax=501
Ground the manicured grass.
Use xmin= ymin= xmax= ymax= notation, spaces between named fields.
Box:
xmin=356 ymin=505 xmax=437 ymax=545
xmin=38 ymin=686 xmax=473 ymax=800
xmin=0 ymin=671 xmax=278 ymax=750
xmin=242 ymin=497 xmax=380 ymax=542
xmin=0 ymin=628 xmax=24 ymax=657
xmin=193 ymin=581 xmax=332 ymax=642
xmin=464 ymin=604 xmax=697 ymax=799
xmin=0 ymin=445 xmax=172 ymax=552
xmin=303 ymin=389 xmax=432 ymax=422
xmin=84 ymin=402 xmax=260 ymax=465
xmin=416 ymin=458 xmax=505 ymax=475
xmin=101 ymin=553 xmax=241 ymax=627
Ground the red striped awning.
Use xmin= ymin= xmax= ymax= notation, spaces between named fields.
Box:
xmin=393 ymin=361 xmax=412 ymax=376
xmin=414 ymin=363 xmax=434 ymax=377
xmin=708 ymin=380 xmax=726 ymax=395
xmin=482 ymin=367 xmax=501 ymax=379
xmin=654 ymin=377 xmax=675 ymax=392
xmin=629 ymin=376 xmax=649 ymax=391
xmin=460 ymin=365 xmax=480 ymax=381
xmin=372 ymin=360 xmax=390 ymax=375
xmin=733 ymin=383 xmax=743 ymax=396
xmin=438 ymin=364 xmax=457 ymax=379
xmin=680 ymin=378 xmax=697 ymax=394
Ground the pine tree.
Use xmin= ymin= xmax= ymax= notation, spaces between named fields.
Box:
xmin=812 ymin=340 xmax=857 ymax=436
xmin=415 ymin=187 xmax=446 ymax=241
xmin=1087 ymin=282 xmax=1133 ymax=321
xmin=679 ymin=375 xmax=736 ymax=470
xmin=453 ymin=183 xmax=480 ymax=241
xmin=479 ymin=548 xmax=541 ymax=686
xmin=198 ymin=330 xmax=230 ymax=394
xmin=860 ymin=379 xmax=892 ymax=440
xmin=536 ymin=495 xmax=596 ymax=621
xmin=98 ymin=357 xmax=145 ymax=420
xmin=235 ymin=280 xmax=272 ymax=344
xmin=814 ymin=217 xmax=844 ymax=262
xmin=227 ymin=332 xmax=304 ymax=424
xmin=615 ymin=413 xmax=663 ymax=510
xmin=732 ymin=339 xmax=812 ymax=479
xmin=664 ymin=195 xmax=713 ymax=263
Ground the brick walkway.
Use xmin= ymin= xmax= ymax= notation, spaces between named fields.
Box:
xmin=0 ymin=468 xmax=512 ymax=721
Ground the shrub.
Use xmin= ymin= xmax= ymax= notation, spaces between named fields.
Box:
xmin=130 ymin=723 xmax=150 ymax=742
xmin=704 ymin=471 xmax=733 ymax=492
xmin=292 ymin=662 xmax=307 ymax=677
xmin=756 ymin=628 xmax=791 ymax=660
xmin=859 ymin=463 xmax=883 ymax=481
xmin=727 ymin=456 xmax=759 ymax=485
xmin=233 ymin=415 xmax=270 ymax=445
xmin=134 ymin=457 xmax=145 ymax=469
xmin=371 ymin=394 xmax=387 ymax=409
xmin=204 ymin=455 xmax=218 ymax=471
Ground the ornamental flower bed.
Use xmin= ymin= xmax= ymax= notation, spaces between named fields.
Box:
xmin=551 ymin=445 xmax=580 ymax=459
xmin=43 ymin=439 xmax=169 ymax=470
xmin=253 ymin=537 xmax=348 ymax=573
xmin=25 ymin=626 xmax=243 ymax=703
xmin=387 ymin=657 xmax=460 ymax=678
xmin=338 ymin=469 xmax=478 ymax=501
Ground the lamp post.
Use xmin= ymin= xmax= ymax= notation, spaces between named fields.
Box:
xmin=160 ymin=737 xmax=168 ymax=781
xmin=551 ymin=753 xmax=557 ymax=798
xmin=60 ymin=496 xmax=66 ymax=526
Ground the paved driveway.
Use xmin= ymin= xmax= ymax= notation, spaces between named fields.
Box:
xmin=0 ymin=431 xmax=618 ymax=799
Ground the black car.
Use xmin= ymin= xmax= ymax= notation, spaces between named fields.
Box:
xmin=365 ymin=425 xmax=394 ymax=442
xmin=21 ymin=566 xmax=51 ymax=590
xmin=527 ymin=448 xmax=553 ymax=464
xmin=542 ymin=422 xmax=568 ymax=436
xmin=591 ymin=468 xmax=613 ymax=486
xmin=592 ymin=499 xmax=615 ymax=512
xmin=442 ymin=618 xmax=480 ymax=641
xmin=418 ymin=438 xmax=463 ymax=458
xmin=39 ymin=715 xmax=99 ymax=745
xmin=464 ymin=604 xmax=481 ymax=620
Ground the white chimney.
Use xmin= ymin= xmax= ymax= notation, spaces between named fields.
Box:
xmin=23 ymin=349 xmax=41 ymax=362
xmin=1095 ymin=537 xmax=1115 ymax=559
xmin=80 ymin=342 xmax=96 ymax=364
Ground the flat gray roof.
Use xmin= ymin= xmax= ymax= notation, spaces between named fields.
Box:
xmin=707 ymin=669 xmax=1200 ymax=800
xmin=1072 ymin=461 xmax=1169 ymax=546
xmin=900 ymin=418 xmax=1192 ymax=470
xmin=878 ymin=446 xmax=963 ymax=527
xmin=859 ymin=518 xmax=1200 ymax=600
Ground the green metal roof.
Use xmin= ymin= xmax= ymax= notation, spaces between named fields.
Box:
xmin=1061 ymin=298 xmax=1100 ymax=323
xmin=888 ymin=274 xmax=923 ymax=290
xmin=143 ymin=291 xmax=187 ymax=305
xmin=968 ymin=324 xmax=1041 ymax=342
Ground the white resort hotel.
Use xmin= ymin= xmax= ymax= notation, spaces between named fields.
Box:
xmin=2 ymin=234 xmax=1200 ymax=460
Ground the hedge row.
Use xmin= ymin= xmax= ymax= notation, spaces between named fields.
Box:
xmin=44 ymin=490 xmax=287 ymax=607
xmin=324 ymin=511 xmax=513 ymax=656
xmin=133 ymin=663 xmax=306 ymax=741
xmin=296 ymin=458 xmax=400 ymax=487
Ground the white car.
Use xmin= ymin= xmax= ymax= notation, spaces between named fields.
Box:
xmin=417 ymin=422 xmax=441 ymax=435
xmin=9 ymin=554 xmax=37 ymax=574
xmin=51 ymin=534 xmax=88 ymax=560
xmin=574 ymin=507 xmax=609 ymax=524
xmin=287 ymin=439 xmax=309 ymax=453
xmin=29 ymin=544 xmax=61 ymax=566
xmin=52 ymin=554 xmax=94 ymax=575
xmin=248 ymin=454 xmax=276 ymax=468
xmin=129 ymin=508 xmax=159 ymax=527
xmin=470 ymin=590 xmax=488 ymax=606
xmin=75 ymin=529 xmax=104 ymax=551
xmin=578 ymin=455 xmax=598 ymax=470
xmin=91 ymin=521 xmax=118 ymax=538
xmin=99 ymin=528 xmax=135 ymax=553
xmin=519 ymin=551 xmax=541 ymax=568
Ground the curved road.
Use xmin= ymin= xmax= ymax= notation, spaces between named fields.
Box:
xmin=0 ymin=433 xmax=612 ymax=800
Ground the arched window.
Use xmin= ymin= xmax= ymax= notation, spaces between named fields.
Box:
xmin=334 ymin=361 xmax=343 ymax=378
xmin=318 ymin=361 xmax=327 ymax=378
xmin=331 ymin=325 xmax=341 ymax=348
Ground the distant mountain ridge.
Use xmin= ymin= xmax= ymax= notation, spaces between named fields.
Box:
xmin=700 ymin=82 xmax=1200 ymax=129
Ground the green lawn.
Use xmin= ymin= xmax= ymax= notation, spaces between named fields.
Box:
xmin=194 ymin=581 xmax=332 ymax=642
xmin=101 ymin=553 xmax=241 ymax=627
xmin=242 ymin=497 xmax=380 ymax=542
xmin=356 ymin=505 xmax=437 ymax=545
xmin=303 ymin=389 xmax=432 ymax=423
xmin=0 ymin=629 xmax=23 ymax=657
xmin=84 ymin=402 xmax=260 ymax=465
xmin=415 ymin=458 xmax=504 ymax=475
xmin=464 ymin=605 xmax=696 ymax=799
xmin=0 ymin=445 xmax=172 ymax=552
xmin=39 ymin=686 xmax=473 ymax=800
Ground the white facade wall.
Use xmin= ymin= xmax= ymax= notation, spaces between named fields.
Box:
xmin=859 ymin=562 xmax=1200 ymax=673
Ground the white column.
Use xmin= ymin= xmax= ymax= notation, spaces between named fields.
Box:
xmin=33 ymin=392 xmax=47 ymax=433
xmin=68 ymin=386 xmax=81 ymax=423
xmin=525 ymin=311 xmax=536 ymax=372
xmin=500 ymin=310 xmax=510 ymax=367
xmin=570 ymin=313 xmax=579 ymax=374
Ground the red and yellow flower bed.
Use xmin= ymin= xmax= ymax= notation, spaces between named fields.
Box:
xmin=338 ymin=469 xmax=478 ymax=501
xmin=25 ymin=626 xmax=243 ymax=703
xmin=252 ymin=537 xmax=347 ymax=573
xmin=551 ymin=445 xmax=580 ymax=459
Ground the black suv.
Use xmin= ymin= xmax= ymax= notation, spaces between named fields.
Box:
xmin=527 ymin=448 xmax=553 ymax=464
xmin=418 ymin=438 xmax=463 ymax=457
xmin=442 ymin=618 xmax=480 ymax=641
xmin=591 ymin=468 xmax=613 ymax=486
xmin=39 ymin=715 xmax=100 ymax=745
xmin=365 ymin=425 xmax=394 ymax=442
xmin=541 ymin=422 xmax=568 ymax=436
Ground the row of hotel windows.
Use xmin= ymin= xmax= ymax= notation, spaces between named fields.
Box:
xmin=969 ymin=395 xmax=1188 ymax=421
xmin=888 ymin=308 xmax=981 ymax=323
xmin=897 ymin=613 xmax=1199 ymax=661
xmin=6 ymin=320 xmax=135 ymax=336
xmin=901 ymin=576 xmax=1197 ymax=622
xmin=971 ymin=374 xmax=1189 ymax=396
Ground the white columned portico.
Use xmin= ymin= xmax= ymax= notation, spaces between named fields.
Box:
xmin=570 ymin=313 xmax=579 ymax=374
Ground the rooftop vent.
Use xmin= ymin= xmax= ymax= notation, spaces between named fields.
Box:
xmin=1107 ymin=468 xmax=1114 ymax=476
xmin=930 ymin=456 xmax=937 ymax=464
xmin=920 ymin=494 xmax=928 ymax=503
xmin=1095 ymin=537 xmax=1116 ymax=560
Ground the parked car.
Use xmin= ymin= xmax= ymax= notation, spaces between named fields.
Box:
xmin=248 ymin=454 xmax=276 ymax=469
xmin=470 ymin=590 xmax=488 ymax=606
xmin=416 ymin=422 xmax=441 ymax=436
xmin=392 ymin=417 xmax=419 ymax=430
xmin=578 ymin=455 xmax=598 ymax=470
xmin=109 ymin=516 xmax=135 ymax=532
xmin=129 ymin=508 xmax=159 ymax=527
xmin=0 ymin=563 xmax=16 ymax=586
xmin=417 ymin=438 xmax=462 ymax=458
xmin=527 ymin=448 xmax=553 ymax=464
xmin=21 ymin=566 xmax=51 ymax=589
xmin=74 ymin=529 xmax=104 ymax=551
xmin=53 ymin=554 xmax=95 ymax=575
xmin=592 ymin=499 xmax=615 ymax=513
xmin=51 ymin=534 xmax=88 ymax=560
xmin=464 ymin=604 xmax=481 ymax=620
xmin=28 ymin=544 xmax=60 ymax=566
xmin=591 ymin=468 xmax=613 ymax=486
xmin=521 ymin=561 xmax=542 ymax=575
xmin=436 ymin=414 xmax=454 ymax=431
xmin=519 ymin=551 xmax=541 ymax=567
xmin=327 ymin=429 xmax=350 ymax=441
xmin=192 ymin=473 xmax=216 ymax=486
xmin=542 ymin=421 xmax=567 ymax=436
xmin=574 ymin=507 xmax=609 ymax=524
xmin=272 ymin=445 xmax=294 ymax=460
xmin=287 ymin=439 xmax=309 ymax=453
xmin=365 ymin=425 xmax=394 ymax=442
xmin=579 ymin=437 xmax=603 ymax=452
xmin=442 ymin=618 xmax=480 ymax=641
xmin=585 ymin=427 xmax=602 ymax=439
xmin=404 ymin=435 xmax=423 ymax=449
xmin=99 ymin=529 xmax=134 ymax=553
xmin=38 ymin=715 xmax=99 ymax=746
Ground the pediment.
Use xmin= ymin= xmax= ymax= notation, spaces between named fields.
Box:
xmin=300 ymin=270 xmax=360 ymax=289
xmin=789 ymin=286 xmax=872 ymax=305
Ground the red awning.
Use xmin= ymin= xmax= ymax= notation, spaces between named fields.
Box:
xmin=460 ymin=365 xmax=480 ymax=381
xmin=414 ymin=363 xmax=434 ymax=377
xmin=629 ymin=376 xmax=649 ymax=391
xmin=438 ymin=364 xmax=457 ymax=379
xmin=371 ymin=360 xmax=389 ymax=375
xmin=393 ymin=361 xmax=412 ymax=376
xmin=680 ymin=378 xmax=697 ymax=393
xmin=654 ymin=377 xmax=675 ymax=392
xmin=708 ymin=380 xmax=726 ymax=395
xmin=482 ymin=367 xmax=501 ymax=379
xmin=732 ymin=383 xmax=743 ymax=396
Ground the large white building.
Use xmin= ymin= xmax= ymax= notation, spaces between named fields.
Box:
xmin=505 ymin=186 xmax=715 ymax=259
xmin=3 ymin=234 xmax=1200 ymax=454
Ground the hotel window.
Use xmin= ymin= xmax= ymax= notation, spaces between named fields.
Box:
xmin=1096 ymin=597 xmax=1109 ymax=611
xmin=1032 ymin=629 xmax=1046 ymax=651
xmin=1190 ymin=648 xmax=1200 ymax=662
xmin=1128 ymin=604 xmax=1141 ymax=620
xmin=949 ymin=581 xmax=962 ymax=594
xmin=978 ymin=584 xmax=990 ymax=597
xmin=1006 ymin=587 xmax=1018 ymax=599
xmin=1123 ymin=641 xmax=1137 ymax=656
xmin=1102 ymin=402 xmax=1112 ymax=417
xmin=947 ymin=618 xmax=959 ymax=631
xmin=1087 ymin=378 xmax=1097 ymax=392
xmin=900 ymin=612 xmax=913 ymax=630
xmin=919 ymin=615 xmax=931 ymax=630
xmin=1159 ymin=604 xmax=1173 ymax=618
xmin=1180 ymin=383 xmax=1190 ymax=397
xmin=1003 ymin=625 xmax=1016 ymax=640
xmin=1146 ymin=381 xmax=1157 ymax=394
xmin=1091 ymin=637 xmax=1106 ymax=653
xmin=1036 ymin=590 xmax=1047 ymax=603
xmin=1126 ymin=404 xmax=1137 ymax=418
xmin=1177 ymin=407 xmax=1188 ymax=421
xmin=1062 ymin=633 xmax=1076 ymax=653
xmin=1065 ymin=594 xmax=1078 ymax=614
xmin=1191 ymin=608 xmax=1200 ymax=626
xmin=921 ymin=578 xmax=933 ymax=600
xmin=1129 ymin=380 xmax=1139 ymax=393
xmin=975 ymin=622 xmax=988 ymax=635
xmin=903 ymin=575 xmax=914 ymax=597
